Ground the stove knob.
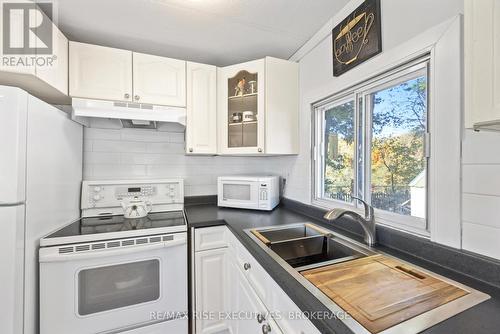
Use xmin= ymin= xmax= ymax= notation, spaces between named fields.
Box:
xmin=94 ymin=186 xmax=102 ymax=192
xmin=93 ymin=195 xmax=101 ymax=201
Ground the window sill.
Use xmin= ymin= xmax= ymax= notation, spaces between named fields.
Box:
xmin=311 ymin=198 xmax=430 ymax=239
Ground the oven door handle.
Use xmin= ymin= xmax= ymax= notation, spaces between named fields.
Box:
xmin=39 ymin=237 xmax=186 ymax=263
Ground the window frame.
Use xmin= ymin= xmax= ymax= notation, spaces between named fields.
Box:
xmin=312 ymin=57 xmax=430 ymax=235
xmin=314 ymin=94 xmax=357 ymax=204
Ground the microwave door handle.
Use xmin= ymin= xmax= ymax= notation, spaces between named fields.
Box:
xmin=39 ymin=238 xmax=186 ymax=263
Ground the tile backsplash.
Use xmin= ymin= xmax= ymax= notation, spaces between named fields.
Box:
xmin=83 ymin=127 xmax=299 ymax=197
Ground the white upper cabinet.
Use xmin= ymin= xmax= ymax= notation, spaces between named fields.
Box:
xmin=217 ymin=57 xmax=299 ymax=155
xmin=132 ymin=52 xmax=186 ymax=106
xmin=0 ymin=3 xmax=69 ymax=103
xmin=265 ymin=57 xmax=299 ymax=155
xmin=218 ymin=59 xmax=265 ymax=155
xmin=465 ymin=0 xmax=500 ymax=130
xmin=186 ymin=62 xmax=217 ymax=155
xmin=69 ymin=43 xmax=187 ymax=107
xmin=69 ymin=42 xmax=133 ymax=101
xmin=35 ymin=18 xmax=68 ymax=96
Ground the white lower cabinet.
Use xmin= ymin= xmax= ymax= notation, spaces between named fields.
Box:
xmin=195 ymin=248 xmax=230 ymax=334
xmin=194 ymin=225 xmax=228 ymax=252
xmin=268 ymin=280 xmax=321 ymax=334
xmin=194 ymin=226 xmax=320 ymax=334
xmin=228 ymin=250 xmax=283 ymax=334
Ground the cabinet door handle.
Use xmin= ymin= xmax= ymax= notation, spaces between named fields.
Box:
xmin=243 ymin=262 xmax=251 ymax=271
xmin=188 ymin=148 xmax=193 ymax=153
xmin=134 ymin=95 xmax=140 ymax=101
xmin=258 ymin=148 xmax=263 ymax=153
xmin=124 ymin=93 xmax=130 ymax=99
xmin=262 ymin=324 xmax=271 ymax=334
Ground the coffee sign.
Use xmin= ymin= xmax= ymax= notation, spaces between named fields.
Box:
xmin=332 ymin=0 xmax=382 ymax=76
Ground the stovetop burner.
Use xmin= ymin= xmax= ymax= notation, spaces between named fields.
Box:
xmin=46 ymin=211 xmax=186 ymax=239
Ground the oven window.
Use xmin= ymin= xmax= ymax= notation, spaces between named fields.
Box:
xmin=223 ymin=184 xmax=251 ymax=201
xmin=78 ymin=259 xmax=160 ymax=315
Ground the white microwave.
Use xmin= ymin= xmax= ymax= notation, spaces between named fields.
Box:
xmin=217 ymin=176 xmax=280 ymax=211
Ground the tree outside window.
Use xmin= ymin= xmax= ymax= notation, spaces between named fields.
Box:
xmin=318 ymin=68 xmax=428 ymax=225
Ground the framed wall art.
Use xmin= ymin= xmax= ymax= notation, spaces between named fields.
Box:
xmin=332 ymin=0 xmax=382 ymax=76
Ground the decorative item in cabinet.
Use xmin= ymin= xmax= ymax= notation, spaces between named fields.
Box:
xmin=218 ymin=57 xmax=298 ymax=155
xmin=231 ymin=112 xmax=243 ymax=123
xmin=248 ymin=80 xmax=257 ymax=94
xmin=227 ymin=70 xmax=259 ymax=148
xmin=242 ymin=111 xmax=256 ymax=122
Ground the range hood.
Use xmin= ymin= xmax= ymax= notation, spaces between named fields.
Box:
xmin=71 ymin=98 xmax=186 ymax=128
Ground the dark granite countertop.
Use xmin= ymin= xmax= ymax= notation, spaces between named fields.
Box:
xmin=185 ymin=203 xmax=500 ymax=334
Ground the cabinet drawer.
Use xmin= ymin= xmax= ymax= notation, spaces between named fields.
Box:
xmin=194 ymin=226 xmax=228 ymax=251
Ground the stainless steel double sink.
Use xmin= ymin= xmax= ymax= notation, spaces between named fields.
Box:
xmin=251 ymin=223 xmax=374 ymax=271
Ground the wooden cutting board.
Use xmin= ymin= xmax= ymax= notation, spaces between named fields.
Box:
xmin=301 ymin=255 xmax=468 ymax=333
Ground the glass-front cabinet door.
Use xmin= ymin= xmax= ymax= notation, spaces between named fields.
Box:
xmin=218 ymin=59 xmax=265 ymax=154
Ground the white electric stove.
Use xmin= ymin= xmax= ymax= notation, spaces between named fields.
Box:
xmin=39 ymin=179 xmax=188 ymax=334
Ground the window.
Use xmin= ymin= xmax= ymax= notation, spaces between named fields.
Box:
xmin=313 ymin=60 xmax=429 ymax=231
xmin=322 ymin=99 xmax=355 ymax=201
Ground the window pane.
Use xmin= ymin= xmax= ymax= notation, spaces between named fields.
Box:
xmin=370 ymin=76 xmax=427 ymax=218
xmin=323 ymin=100 xmax=355 ymax=202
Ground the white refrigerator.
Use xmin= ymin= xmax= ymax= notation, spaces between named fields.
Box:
xmin=0 ymin=86 xmax=83 ymax=334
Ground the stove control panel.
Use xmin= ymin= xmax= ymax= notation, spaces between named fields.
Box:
xmin=81 ymin=179 xmax=184 ymax=216
xmin=115 ymin=185 xmax=156 ymax=199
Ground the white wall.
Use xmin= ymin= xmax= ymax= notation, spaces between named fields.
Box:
xmin=83 ymin=127 xmax=295 ymax=196
xmin=462 ymin=130 xmax=500 ymax=259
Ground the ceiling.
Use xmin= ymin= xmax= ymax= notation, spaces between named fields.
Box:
xmin=49 ymin=0 xmax=349 ymax=66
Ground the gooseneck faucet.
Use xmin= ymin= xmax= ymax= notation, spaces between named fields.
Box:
xmin=323 ymin=197 xmax=376 ymax=246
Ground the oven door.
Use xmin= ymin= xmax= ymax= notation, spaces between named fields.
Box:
xmin=218 ymin=179 xmax=259 ymax=209
xmin=39 ymin=233 xmax=187 ymax=334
